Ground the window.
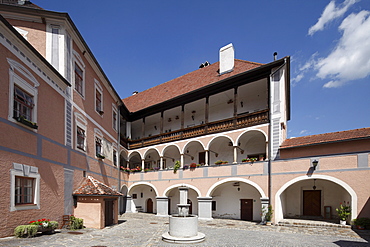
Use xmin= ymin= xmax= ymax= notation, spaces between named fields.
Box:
xmin=113 ymin=150 xmax=117 ymax=166
xmin=10 ymin=163 xmax=40 ymax=211
xmin=95 ymin=79 xmax=103 ymax=116
xmin=77 ymin=127 xmax=86 ymax=151
xmin=112 ymin=108 xmax=117 ymax=131
xmin=13 ymin=86 xmax=34 ymax=121
xmin=74 ymin=63 xmax=83 ymax=96
xmin=15 ymin=177 xmax=34 ymax=205
xmin=96 ymin=137 xmax=103 ymax=157
xmin=96 ymin=89 xmax=102 ymax=113
xmin=7 ymin=58 xmax=39 ymax=129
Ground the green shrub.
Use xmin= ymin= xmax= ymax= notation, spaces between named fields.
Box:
xmin=49 ymin=221 xmax=59 ymax=229
xmin=14 ymin=225 xmax=38 ymax=238
xmin=70 ymin=216 xmax=83 ymax=230
xmin=354 ymin=218 xmax=370 ymax=229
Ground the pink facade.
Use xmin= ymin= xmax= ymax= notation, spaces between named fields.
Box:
xmin=0 ymin=1 xmax=369 ymax=239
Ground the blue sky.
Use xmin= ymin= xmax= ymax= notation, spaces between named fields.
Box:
xmin=36 ymin=0 xmax=370 ymax=138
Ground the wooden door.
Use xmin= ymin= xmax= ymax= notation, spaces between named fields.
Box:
xmin=147 ymin=198 xmax=153 ymax=213
xmin=240 ymin=199 xmax=253 ymax=221
xmin=105 ymin=200 xmax=114 ymax=226
xmin=303 ymin=190 xmax=321 ymax=216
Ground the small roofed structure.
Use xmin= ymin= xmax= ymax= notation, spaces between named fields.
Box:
xmin=73 ymin=176 xmax=123 ymax=229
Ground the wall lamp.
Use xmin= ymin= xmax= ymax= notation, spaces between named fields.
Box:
xmin=312 ymin=160 xmax=319 ymax=170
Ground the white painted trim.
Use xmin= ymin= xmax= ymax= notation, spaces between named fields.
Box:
xmin=206 ymin=134 xmax=234 ymax=150
xmin=182 ymin=140 xmax=206 ymax=154
xmin=274 ymin=175 xmax=358 ymax=223
xmin=206 ymin=177 xmax=267 ymax=198
xmin=163 ymin=183 xmax=201 ymax=197
xmin=128 ymin=182 xmax=159 ymax=197
xmin=10 ymin=164 xmax=40 ymax=211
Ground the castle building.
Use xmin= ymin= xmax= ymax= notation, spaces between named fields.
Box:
xmin=0 ymin=1 xmax=368 ymax=238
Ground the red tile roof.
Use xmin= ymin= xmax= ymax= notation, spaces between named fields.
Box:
xmin=73 ymin=176 xmax=123 ymax=196
xmin=122 ymin=59 xmax=263 ymax=113
xmin=281 ymin=127 xmax=370 ymax=149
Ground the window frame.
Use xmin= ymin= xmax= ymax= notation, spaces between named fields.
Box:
xmin=112 ymin=104 xmax=118 ymax=131
xmin=15 ymin=176 xmax=35 ymax=205
xmin=74 ymin=62 xmax=84 ymax=96
xmin=7 ymin=58 xmax=39 ymax=130
xmin=10 ymin=163 xmax=40 ymax=211
xmin=76 ymin=126 xmax=86 ymax=151
xmin=74 ymin=112 xmax=87 ymax=153
xmin=72 ymin=50 xmax=85 ymax=98
xmin=94 ymin=79 xmax=104 ymax=116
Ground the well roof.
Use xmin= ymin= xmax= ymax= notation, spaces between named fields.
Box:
xmin=73 ymin=176 xmax=123 ymax=197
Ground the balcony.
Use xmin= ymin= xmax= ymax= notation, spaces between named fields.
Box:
xmin=128 ymin=109 xmax=269 ymax=149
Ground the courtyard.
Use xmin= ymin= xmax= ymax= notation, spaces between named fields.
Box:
xmin=0 ymin=213 xmax=369 ymax=247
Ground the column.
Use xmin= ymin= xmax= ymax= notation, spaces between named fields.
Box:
xmin=141 ymin=159 xmax=145 ymax=171
xmin=260 ymin=197 xmax=270 ymax=223
xmin=160 ymin=156 xmax=164 ymax=170
xmin=156 ymin=196 xmax=169 ymax=217
xmin=197 ymin=197 xmax=213 ymax=220
xmin=180 ymin=154 xmax=184 ymax=168
xmin=126 ymin=195 xmax=133 ymax=213
xmin=205 ymin=150 xmax=209 ymax=166
xmin=233 ymin=146 xmax=237 ymax=164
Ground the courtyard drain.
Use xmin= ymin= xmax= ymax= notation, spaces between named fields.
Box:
xmin=67 ymin=232 xmax=83 ymax=234
xmin=150 ymin=222 xmax=158 ymax=224
xmin=226 ymin=224 xmax=235 ymax=226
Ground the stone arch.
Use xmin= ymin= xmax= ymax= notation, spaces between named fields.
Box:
xmin=274 ymin=175 xmax=358 ymax=223
xmin=206 ymin=177 xmax=267 ymax=198
xmin=119 ymin=185 xmax=128 ymax=214
xmin=182 ymin=140 xmax=205 ymax=154
xmin=128 ymin=182 xmax=159 ymax=197
xmin=236 ymin=129 xmax=268 ymax=162
xmin=161 ymin=144 xmax=181 ymax=156
xmin=206 ymin=134 xmax=234 ymax=150
xmin=163 ymin=184 xmax=201 ymax=197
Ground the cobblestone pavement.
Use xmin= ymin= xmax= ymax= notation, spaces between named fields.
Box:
xmin=1 ymin=213 xmax=369 ymax=247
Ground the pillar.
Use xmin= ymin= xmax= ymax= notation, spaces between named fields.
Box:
xmin=156 ymin=196 xmax=169 ymax=216
xmin=141 ymin=159 xmax=145 ymax=171
xmin=160 ymin=156 xmax=164 ymax=170
xmin=233 ymin=146 xmax=237 ymax=164
xmin=260 ymin=197 xmax=270 ymax=223
xmin=126 ymin=195 xmax=132 ymax=213
xmin=197 ymin=197 xmax=213 ymax=220
xmin=205 ymin=150 xmax=209 ymax=166
xmin=180 ymin=154 xmax=184 ymax=168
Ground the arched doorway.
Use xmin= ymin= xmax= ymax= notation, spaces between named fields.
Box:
xmin=207 ymin=178 xmax=266 ymax=221
xmin=119 ymin=185 xmax=128 ymax=214
xmin=275 ymin=175 xmax=357 ymax=223
xmin=147 ymin=198 xmax=153 ymax=213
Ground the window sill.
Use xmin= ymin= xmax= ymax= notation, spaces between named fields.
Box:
xmin=14 ymin=116 xmax=38 ymax=129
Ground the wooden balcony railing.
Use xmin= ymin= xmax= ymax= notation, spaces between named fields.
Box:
xmin=127 ymin=109 xmax=269 ymax=149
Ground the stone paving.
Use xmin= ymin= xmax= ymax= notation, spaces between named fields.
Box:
xmin=0 ymin=213 xmax=369 ymax=247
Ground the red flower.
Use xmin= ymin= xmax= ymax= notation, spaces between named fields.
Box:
xmin=42 ymin=218 xmax=46 ymax=221
xmin=39 ymin=223 xmax=42 ymax=225
xmin=38 ymin=219 xmax=41 ymax=222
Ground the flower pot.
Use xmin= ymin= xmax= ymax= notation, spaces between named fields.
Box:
xmin=340 ymin=220 xmax=347 ymax=225
xmin=357 ymin=225 xmax=365 ymax=230
xmin=266 ymin=221 xmax=272 ymax=226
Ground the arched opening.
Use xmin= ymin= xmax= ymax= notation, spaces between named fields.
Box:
xmin=183 ymin=141 xmax=205 ymax=166
xmin=208 ymin=179 xmax=265 ymax=221
xmin=129 ymin=183 xmax=157 ymax=213
xmin=275 ymin=176 xmax=357 ymax=223
xmin=237 ymin=130 xmax=267 ymax=162
xmin=119 ymin=185 xmax=128 ymax=214
xmin=166 ymin=186 xmax=199 ymax=215
xmin=208 ymin=136 xmax=233 ymax=165
xmin=128 ymin=152 xmax=142 ymax=169
xmin=144 ymin=149 xmax=160 ymax=170
xmin=162 ymin=145 xmax=181 ymax=169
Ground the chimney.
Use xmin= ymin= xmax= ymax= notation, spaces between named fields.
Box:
xmin=132 ymin=91 xmax=138 ymax=95
xmin=219 ymin=43 xmax=234 ymax=75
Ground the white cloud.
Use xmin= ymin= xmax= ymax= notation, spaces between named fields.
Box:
xmin=299 ymin=130 xmax=308 ymax=135
xmin=292 ymin=53 xmax=318 ymax=85
xmin=315 ymin=10 xmax=370 ymax=87
xmin=308 ymin=0 xmax=358 ymax=36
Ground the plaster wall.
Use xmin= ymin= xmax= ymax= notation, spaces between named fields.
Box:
xmin=74 ymin=199 xmax=102 ymax=228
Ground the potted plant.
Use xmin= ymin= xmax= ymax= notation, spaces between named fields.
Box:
xmin=96 ymin=153 xmax=105 ymax=159
xmin=28 ymin=218 xmax=58 ymax=234
xmin=215 ymin=160 xmax=223 ymax=165
xmin=336 ymin=202 xmax=351 ymax=225
xmin=353 ymin=217 xmax=370 ymax=230
xmin=190 ymin=163 xmax=197 ymax=170
xmin=263 ymin=205 xmax=273 ymax=225
xmin=173 ymin=160 xmax=181 ymax=173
